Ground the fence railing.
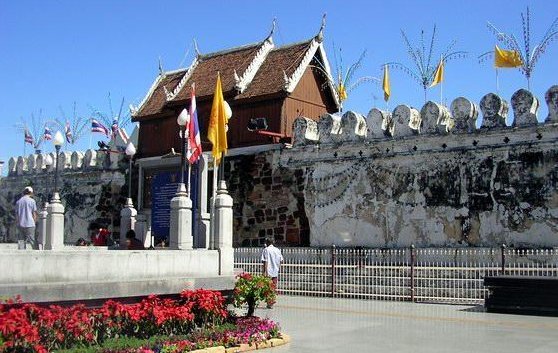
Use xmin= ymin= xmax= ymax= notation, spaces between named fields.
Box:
xmin=234 ymin=246 xmax=558 ymax=305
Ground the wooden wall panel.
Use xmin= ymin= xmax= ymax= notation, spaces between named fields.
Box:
xmin=282 ymin=66 xmax=338 ymax=137
xmin=138 ymin=98 xmax=286 ymax=157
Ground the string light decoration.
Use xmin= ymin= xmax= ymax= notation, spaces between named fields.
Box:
xmin=479 ymin=7 xmax=558 ymax=90
xmin=384 ymin=25 xmax=467 ymax=102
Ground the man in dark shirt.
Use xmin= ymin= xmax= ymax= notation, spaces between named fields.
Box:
xmin=125 ymin=230 xmax=145 ymax=250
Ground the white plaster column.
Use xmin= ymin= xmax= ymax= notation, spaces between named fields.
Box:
xmin=45 ymin=193 xmax=65 ymax=250
xmin=198 ymin=156 xmax=210 ymax=249
xmin=214 ymin=180 xmax=234 ymax=275
xmin=120 ymin=198 xmax=137 ymax=248
xmin=37 ymin=204 xmax=48 ymax=250
xmin=169 ymin=183 xmax=193 ymax=249
xmin=135 ymin=213 xmax=147 ymax=247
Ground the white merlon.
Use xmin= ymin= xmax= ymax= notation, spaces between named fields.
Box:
xmin=340 ymin=111 xmax=367 ymax=141
xmin=480 ymin=93 xmax=508 ymax=128
xmin=545 ymin=85 xmax=558 ymax=123
xmin=317 ymin=113 xmax=342 ymax=144
xmin=291 ymin=85 xmax=558 ymax=147
xmin=511 ymin=89 xmax=539 ymax=127
xmin=5 ymin=149 xmax=130 ymax=176
xmin=451 ymin=97 xmax=478 ymax=134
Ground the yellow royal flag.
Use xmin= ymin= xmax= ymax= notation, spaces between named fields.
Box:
xmin=337 ymin=83 xmax=348 ymax=102
xmin=207 ymin=73 xmax=228 ymax=165
xmin=430 ymin=58 xmax=444 ymax=87
xmin=382 ymin=65 xmax=391 ymax=102
xmin=494 ymin=45 xmax=523 ymax=68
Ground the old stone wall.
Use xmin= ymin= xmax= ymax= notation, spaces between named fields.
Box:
xmin=281 ymin=86 xmax=558 ymax=248
xmin=3 ymin=87 xmax=558 ymax=249
xmin=226 ymin=151 xmax=309 ymax=247
xmin=0 ymin=150 xmax=128 ymax=244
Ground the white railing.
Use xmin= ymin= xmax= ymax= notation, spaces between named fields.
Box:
xmin=234 ymin=246 xmax=558 ymax=305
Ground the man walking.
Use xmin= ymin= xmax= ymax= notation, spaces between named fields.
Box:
xmin=15 ymin=186 xmax=38 ymax=249
xmin=261 ymin=238 xmax=283 ymax=308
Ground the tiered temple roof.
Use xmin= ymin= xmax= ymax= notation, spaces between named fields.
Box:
xmin=131 ymin=18 xmax=339 ymax=120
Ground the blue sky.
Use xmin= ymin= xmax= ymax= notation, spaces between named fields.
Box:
xmin=1 ymin=0 xmax=557 ymax=171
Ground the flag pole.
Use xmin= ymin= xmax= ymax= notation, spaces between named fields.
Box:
xmin=211 ymin=159 xmax=218 ymax=249
xmin=89 ymin=119 xmax=92 ymax=150
xmin=440 ymin=78 xmax=443 ymax=106
xmin=495 ymin=68 xmax=499 ymax=94
xmin=439 ymin=55 xmax=443 ymax=105
xmin=186 ymin=136 xmax=191 ymax=195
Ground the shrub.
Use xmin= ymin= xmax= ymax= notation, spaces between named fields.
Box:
xmin=232 ymin=273 xmax=276 ymax=316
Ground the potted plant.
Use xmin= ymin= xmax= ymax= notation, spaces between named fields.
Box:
xmin=233 ymin=273 xmax=276 ymax=316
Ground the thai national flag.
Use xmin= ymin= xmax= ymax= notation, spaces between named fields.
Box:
xmin=91 ymin=119 xmax=110 ymax=136
xmin=24 ymin=129 xmax=34 ymax=145
xmin=65 ymin=121 xmax=73 ymax=143
xmin=43 ymin=126 xmax=52 ymax=141
xmin=188 ymin=83 xmax=202 ymax=164
xmin=117 ymin=127 xmax=129 ymax=143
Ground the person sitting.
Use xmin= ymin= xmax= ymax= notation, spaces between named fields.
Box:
xmin=125 ymin=229 xmax=145 ymax=250
xmin=75 ymin=238 xmax=89 ymax=246
xmin=89 ymin=222 xmax=110 ymax=246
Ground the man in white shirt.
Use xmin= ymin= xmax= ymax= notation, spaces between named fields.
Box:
xmin=15 ymin=186 xmax=38 ymax=249
xmin=261 ymin=238 xmax=283 ymax=308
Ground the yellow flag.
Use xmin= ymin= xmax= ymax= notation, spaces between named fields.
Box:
xmin=382 ymin=65 xmax=390 ymax=102
xmin=430 ymin=58 xmax=444 ymax=87
xmin=207 ymin=73 xmax=228 ymax=165
xmin=494 ymin=45 xmax=523 ymax=68
xmin=337 ymin=83 xmax=347 ymax=102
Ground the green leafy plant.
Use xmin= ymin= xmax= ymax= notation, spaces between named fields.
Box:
xmin=232 ymin=273 xmax=276 ymax=317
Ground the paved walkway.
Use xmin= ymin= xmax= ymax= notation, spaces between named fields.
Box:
xmin=254 ymin=296 xmax=558 ymax=353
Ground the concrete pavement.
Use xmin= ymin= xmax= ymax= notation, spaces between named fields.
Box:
xmin=254 ymin=296 xmax=558 ymax=353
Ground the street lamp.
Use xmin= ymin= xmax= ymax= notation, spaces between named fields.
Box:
xmin=52 ymin=131 xmax=64 ymax=197
xmin=44 ymin=154 xmax=54 ymax=205
xmin=177 ymin=108 xmax=189 ymax=190
xmin=125 ymin=142 xmax=136 ymax=199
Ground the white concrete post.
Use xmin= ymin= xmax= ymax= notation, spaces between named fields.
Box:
xmin=135 ymin=213 xmax=148 ymax=247
xmin=200 ymin=212 xmax=211 ymax=249
xmin=214 ymin=180 xmax=234 ymax=275
xmin=120 ymin=198 xmax=137 ymax=248
xmin=169 ymin=183 xmax=193 ymax=249
xmin=198 ymin=156 xmax=210 ymax=249
xmin=45 ymin=193 xmax=65 ymax=250
xmin=37 ymin=204 xmax=48 ymax=250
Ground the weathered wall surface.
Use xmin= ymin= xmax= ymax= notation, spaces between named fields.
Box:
xmin=281 ymin=87 xmax=558 ymax=248
xmin=286 ymin=133 xmax=558 ymax=247
xmin=3 ymin=87 xmax=558 ymax=249
xmin=0 ymin=150 xmax=128 ymax=244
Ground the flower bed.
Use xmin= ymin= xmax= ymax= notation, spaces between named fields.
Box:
xmin=0 ymin=288 xmax=284 ymax=353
